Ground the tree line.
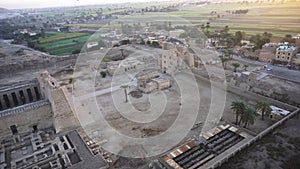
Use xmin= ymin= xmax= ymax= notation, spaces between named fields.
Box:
xmin=231 ymin=101 xmax=272 ymax=128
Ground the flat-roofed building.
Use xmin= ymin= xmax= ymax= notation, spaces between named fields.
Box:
xmin=151 ymin=78 xmax=171 ymax=90
xmin=275 ymin=45 xmax=298 ymax=63
xmin=107 ymin=57 xmax=145 ymax=75
xmin=137 ymin=71 xmax=171 ymax=93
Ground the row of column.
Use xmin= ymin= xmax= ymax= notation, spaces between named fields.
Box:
xmin=0 ymin=86 xmax=41 ymax=111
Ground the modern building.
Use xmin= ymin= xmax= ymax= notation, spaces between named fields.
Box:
xmin=275 ymin=45 xmax=298 ymax=63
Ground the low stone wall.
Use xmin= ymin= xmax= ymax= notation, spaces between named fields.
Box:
xmin=188 ymin=71 xmax=299 ymax=169
xmin=209 ymin=108 xmax=300 ymax=169
xmin=227 ymin=85 xmax=297 ymax=111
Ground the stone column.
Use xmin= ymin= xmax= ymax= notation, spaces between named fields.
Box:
xmin=30 ymin=87 xmax=37 ymax=102
xmin=7 ymin=93 xmax=15 ymax=107
xmin=20 ymin=88 xmax=28 ymax=104
xmin=0 ymin=95 xmax=6 ymax=110
xmin=34 ymin=86 xmax=41 ymax=100
xmin=11 ymin=92 xmax=20 ymax=107
xmin=24 ymin=88 xmax=31 ymax=103
xmin=15 ymin=91 xmax=24 ymax=105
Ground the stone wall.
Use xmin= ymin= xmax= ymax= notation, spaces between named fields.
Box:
xmin=38 ymin=71 xmax=79 ymax=133
xmin=0 ymin=100 xmax=53 ymax=138
xmin=0 ymin=80 xmax=42 ymax=111
xmin=227 ymin=85 xmax=296 ymax=111
xmin=51 ymin=87 xmax=79 ymax=133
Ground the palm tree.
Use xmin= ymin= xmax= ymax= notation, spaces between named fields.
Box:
xmin=262 ymin=32 xmax=272 ymax=39
xmin=240 ymin=105 xmax=257 ymax=128
xmin=231 ymin=101 xmax=245 ymax=125
xmin=256 ymin=101 xmax=272 ymax=120
xmin=200 ymin=24 xmax=205 ymax=32
xmin=206 ymin=22 xmax=210 ymax=32
xmin=120 ymin=85 xmax=129 ymax=102
xmin=231 ymin=62 xmax=240 ymax=72
xmin=221 ymin=57 xmax=230 ymax=69
xmin=224 ymin=25 xmax=229 ymax=33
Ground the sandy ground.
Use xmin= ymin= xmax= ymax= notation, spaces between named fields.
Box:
xmin=72 ymin=69 xmax=282 ymax=168
xmin=1 ymin=40 xmax=297 ymax=168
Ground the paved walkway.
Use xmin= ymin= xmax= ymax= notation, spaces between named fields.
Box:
xmin=76 ymin=81 xmax=134 ymax=101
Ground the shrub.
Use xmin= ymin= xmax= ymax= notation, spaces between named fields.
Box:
xmin=100 ymin=71 xmax=107 ymax=78
xmin=72 ymin=49 xmax=81 ymax=54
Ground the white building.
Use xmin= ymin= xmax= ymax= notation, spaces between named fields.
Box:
xmin=86 ymin=42 xmax=99 ymax=49
xmin=169 ymin=29 xmax=185 ymax=38
xmin=107 ymin=57 xmax=145 ymax=75
xmin=270 ymin=105 xmax=290 ymax=116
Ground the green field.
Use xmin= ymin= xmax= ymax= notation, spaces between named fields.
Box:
xmin=49 ymin=45 xmax=83 ymax=56
xmin=34 ymin=32 xmax=93 ymax=55
xmin=117 ymin=2 xmax=300 ymax=38
xmin=37 ymin=2 xmax=299 ymax=56
xmin=42 ymin=35 xmax=90 ymax=50
xmin=38 ymin=32 xmax=88 ymax=43
xmin=35 ymin=32 xmax=111 ymax=56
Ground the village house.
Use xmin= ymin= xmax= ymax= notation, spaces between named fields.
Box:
xmin=293 ymin=34 xmax=300 ymax=53
xmin=275 ymin=45 xmax=298 ymax=63
xmin=169 ymin=29 xmax=185 ymax=38
xmin=258 ymin=43 xmax=277 ymax=63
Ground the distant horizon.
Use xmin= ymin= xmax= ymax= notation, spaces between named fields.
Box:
xmin=0 ymin=0 xmax=171 ymax=10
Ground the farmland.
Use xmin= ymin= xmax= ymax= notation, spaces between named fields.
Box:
xmin=31 ymin=31 xmax=111 ymax=56
xmin=18 ymin=1 xmax=300 ymax=56
xmin=168 ymin=2 xmax=300 ymax=38
xmin=38 ymin=32 xmax=88 ymax=43
xmin=118 ymin=1 xmax=300 ymax=38
xmin=34 ymin=32 xmax=91 ymax=56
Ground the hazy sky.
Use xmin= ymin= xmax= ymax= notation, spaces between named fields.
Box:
xmin=0 ymin=0 xmax=167 ymax=9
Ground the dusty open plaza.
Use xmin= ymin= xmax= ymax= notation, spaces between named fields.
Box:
xmin=0 ymin=1 xmax=300 ymax=168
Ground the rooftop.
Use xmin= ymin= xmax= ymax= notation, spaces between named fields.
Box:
xmin=277 ymin=45 xmax=297 ymax=51
xmin=160 ymin=124 xmax=247 ymax=169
